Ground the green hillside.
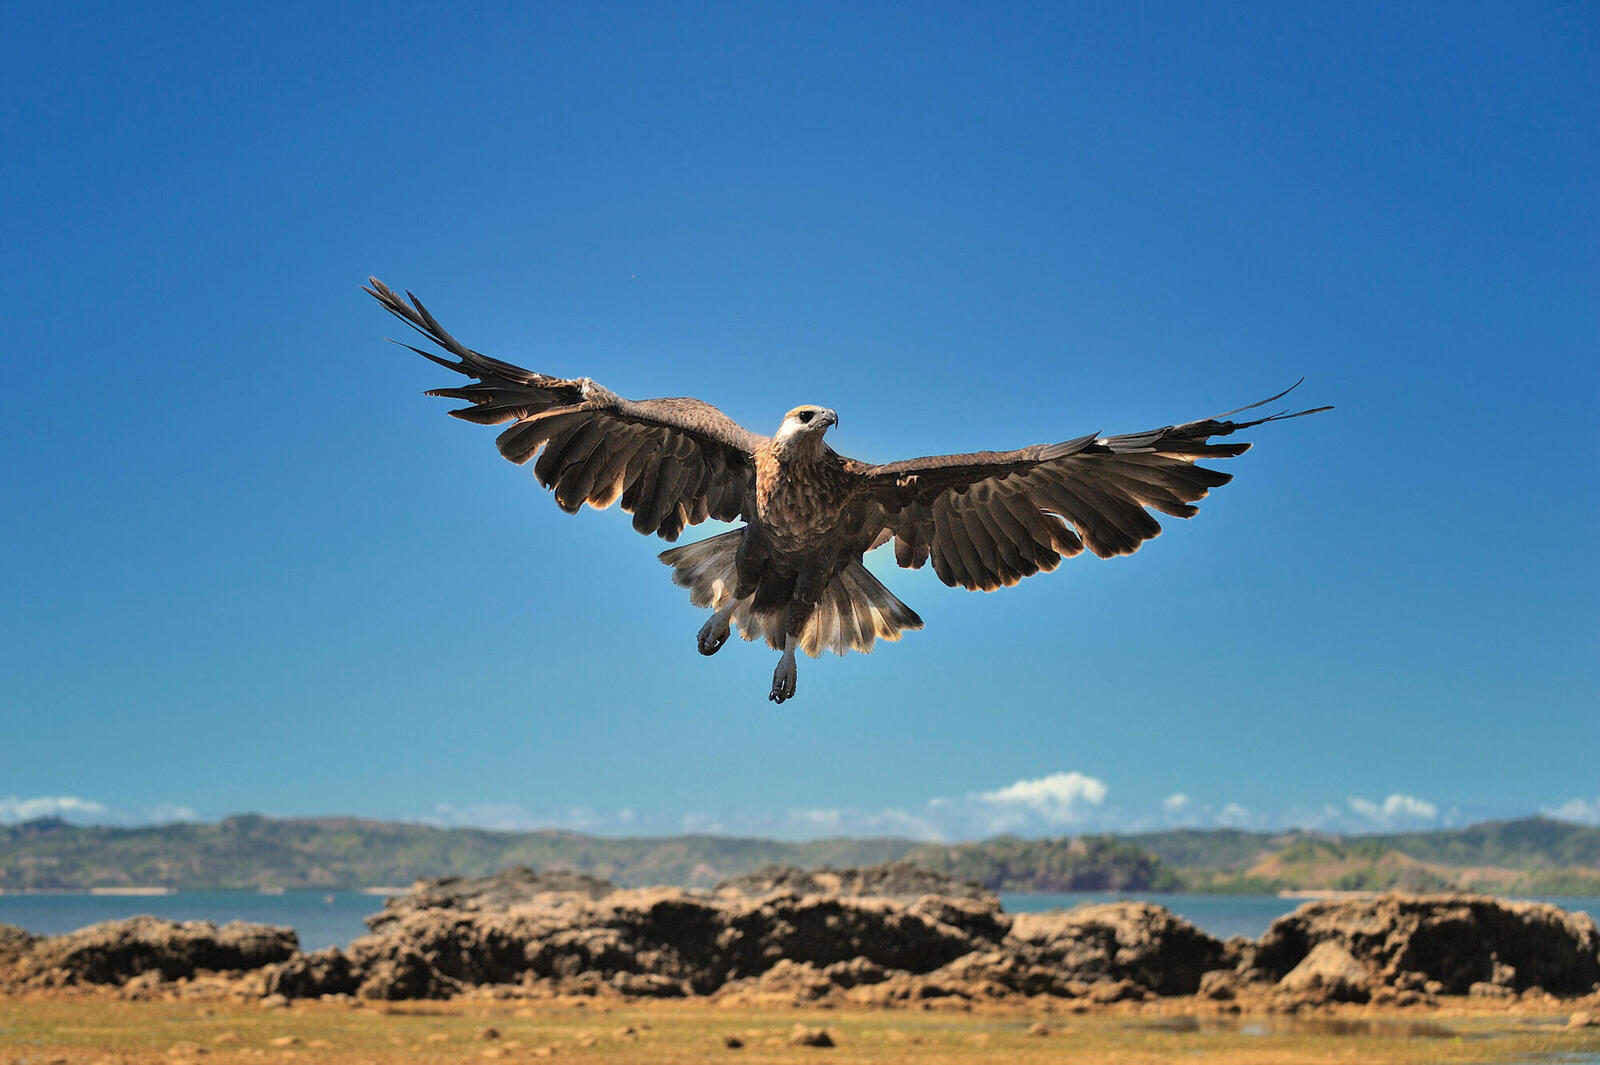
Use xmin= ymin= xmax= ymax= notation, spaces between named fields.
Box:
xmin=905 ymin=835 xmax=1182 ymax=892
xmin=2 ymin=815 xmax=1595 ymax=895
xmin=0 ymin=816 xmax=910 ymax=891
xmin=1129 ymin=817 xmax=1600 ymax=895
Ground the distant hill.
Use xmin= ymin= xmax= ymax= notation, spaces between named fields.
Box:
xmin=904 ymin=834 xmax=1183 ymax=892
xmin=1 ymin=814 xmax=1595 ymax=895
xmin=0 ymin=815 xmax=910 ymax=892
xmin=1131 ymin=818 xmax=1600 ymax=895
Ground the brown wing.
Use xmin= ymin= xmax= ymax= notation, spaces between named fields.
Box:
xmin=854 ymin=386 xmax=1331 ymax=591
xmin=369 ymin=279 xmax=765 ymax=540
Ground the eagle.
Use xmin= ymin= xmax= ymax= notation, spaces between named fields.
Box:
xmin=369 ymin=279 xmax=1329 ymax=704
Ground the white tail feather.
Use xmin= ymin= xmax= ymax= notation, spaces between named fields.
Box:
xmin=659 ymin=531 xmax=923 ymax=658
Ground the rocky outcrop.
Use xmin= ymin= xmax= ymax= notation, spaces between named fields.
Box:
xmin=1251 ymin=893 xmax=1600 ymax=998
xmin=8 ymin=917 xmax=296 ymax=988
xmin=1276 ymin=940 xmax=1374 ymax=1003
xmin=255 ymin=870 xmax=1228 ymax=1003
xmin=6 ymin=879 xmax=1598 ymax=1008
xmin=262 ymin=947 xmax=359 ymax=999
xmin=367 ymin=867 xmax=616 ymax=929
xmin=337 ymin=881 xmax=1011 ymax=1000
xmin=1006 ymin=902 xmax=1228 ymax=995
xmin=0 ymin=924 xmax=35 ymax=969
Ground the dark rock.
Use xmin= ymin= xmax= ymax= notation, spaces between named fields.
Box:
xmin=1277 ymin=940 xmax=1373 ymax=1003
xmin=263 ymin=947 xmax=357 ymax=999
xmin=1088 ymin=978 xmax=1145 ymax=1004
xmin=610 ymin=971 xmax=689 ymax=997
xmin=367 ymin=867 xmax=616 ymax=930
xmin=1006 ymin=902 xmax=1227 ymax=995
xmin=0 ymin=923 xmax=36 ymax=971
xmin=15 ymin=917 xmax=296 ymax=986
xmin=1253 ymin=893 xmax=1600 ymax=996
xmin=1468 ymin=981 xmax=1514 ymax=999
xmin=352 ymin=948 xmax=451 ymax=1000
xmin=1197 ymin=969 xmax=1240 ymax=1000
xmin=1221 ymin=935 xmax=1259 ymax=972
xmin=335 ymin=880 xmax=1012 ymax=1001
xmin=266 ymin=872 xmax=1224 ymax=1003
xmin=786 ymin=1024 xmax=835 ymax=1047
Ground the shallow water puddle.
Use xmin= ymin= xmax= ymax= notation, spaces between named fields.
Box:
xmin=1135 ymin=1014 xmax=1476 ymax=1039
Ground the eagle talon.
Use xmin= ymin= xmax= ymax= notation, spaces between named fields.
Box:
xmin=769 ymin=644 xmax=798 ymax=703
xmin=697 ymin=613 xmax=731 ymax=656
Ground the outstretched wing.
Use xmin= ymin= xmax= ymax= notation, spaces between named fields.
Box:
xmin=854 ymin=386 xmax=1331 ymax=591
xmin=369 ymin=279 xmax=765 ymax=540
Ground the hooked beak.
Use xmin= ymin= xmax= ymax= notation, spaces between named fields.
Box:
xmin=820 ymin=409 xmax=838 ymax=429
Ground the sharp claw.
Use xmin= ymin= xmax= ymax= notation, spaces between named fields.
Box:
xmin=770 ymin=640 xmax=798 ymax=704
xmin=697 ymin=615 xmax=731 ymax=656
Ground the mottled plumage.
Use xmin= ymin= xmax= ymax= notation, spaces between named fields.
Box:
xmin=369 ymin=279 xmax=1330 ymax=703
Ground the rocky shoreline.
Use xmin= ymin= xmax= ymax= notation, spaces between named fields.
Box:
xmin=4 ymin=864 xmax=1598 ymax=1024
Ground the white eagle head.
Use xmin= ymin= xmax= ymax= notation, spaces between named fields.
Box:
xmin=774 ymin=404 xmax=838 ymax=451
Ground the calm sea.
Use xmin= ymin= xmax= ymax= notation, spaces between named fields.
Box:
xmin=1 ymin=891 xmax=1595 ymax=951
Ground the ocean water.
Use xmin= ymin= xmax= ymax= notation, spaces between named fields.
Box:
xmin=2 ymin=891 xmax=1596 ymax=951
xmin=0 ymin=891 xmax=380 ymax=951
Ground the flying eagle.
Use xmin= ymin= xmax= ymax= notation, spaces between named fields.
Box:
xmin=369 ymin=279 xmax=1329 ymax=704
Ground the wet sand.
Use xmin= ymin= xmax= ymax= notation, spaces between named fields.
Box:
xmin=5 ymin=993 xmax=1598 ymax=1065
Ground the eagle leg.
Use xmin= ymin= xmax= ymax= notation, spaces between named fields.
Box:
xmin=769 ymin=636 xmax=798 ymax=704
xmin=697 ymin=603 xmax=734 ymax=656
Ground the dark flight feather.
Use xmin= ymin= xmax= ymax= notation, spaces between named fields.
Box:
xmin=854 ymin=383 xmax=1330 ymax=590
xmin=368 ymin=278 xmax=762 ymax=541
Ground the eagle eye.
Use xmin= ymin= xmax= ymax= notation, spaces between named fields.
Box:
xmin=797 ymin=410 xmax=814 ymax=424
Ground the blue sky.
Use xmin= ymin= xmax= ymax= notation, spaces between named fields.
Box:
xmin=2 ymin=2 xmax=1595 ymax=841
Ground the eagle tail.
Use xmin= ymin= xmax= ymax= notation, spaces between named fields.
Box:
xmin=796 ymin=561 xmax=923 ymax=658
xmin=659 ymin=532 xmax=923 ymax=659
xmin=659 ymin=529 xmax=745 ymax=610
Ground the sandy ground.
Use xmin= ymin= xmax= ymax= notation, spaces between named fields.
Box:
xmin=3 ymin=995 xmax=1599 ymax=1065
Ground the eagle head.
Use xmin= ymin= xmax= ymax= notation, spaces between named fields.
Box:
xmin=775 ymin=405 xmax=838 ymax=447
xmin=772 ymin=405 xmax=839 ymax=459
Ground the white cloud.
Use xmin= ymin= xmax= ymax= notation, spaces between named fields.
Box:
xmin=0 ymin=795 xmax=197 ymax=826
xmin=141 ymin=802 xmax=202 ymax=823
xmin=1347 ymin=793 xmax=1439 ymax=828
xmin=959 ymin=771 xmax=1109 ymax=836
xmin=0 ymin=795 xmax=112 ymax=822
xmin=680 ymin=812 xmax=725 ymax=834
xmin=792 ymin=808 xmax=844 ymax=830
xmin=1216 ymin=803 xmax=1252 ymax=827
xmin=979 ymin=772 xmax=1107 ymax=817
xmin=1543 ymin=797 xmax=1600 ymax=825
xmin=394 ymin=782 xmax=1569 ymax=841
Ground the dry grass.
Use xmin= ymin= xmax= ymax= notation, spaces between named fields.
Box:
xmin=2 ymin=996 xmax=1597 ymax=1065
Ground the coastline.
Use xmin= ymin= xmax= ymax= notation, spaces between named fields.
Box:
xmin=4 ymin=870 xmax=1599 ymax=1063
